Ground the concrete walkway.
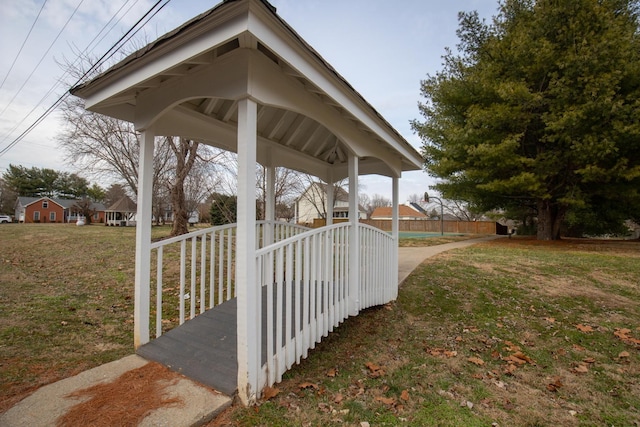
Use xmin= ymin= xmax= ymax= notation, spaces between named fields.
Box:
xmin=0 ymin=235 xmax=500 ymax=427
xmin=398 ymin=235 xmax=503 ymax=285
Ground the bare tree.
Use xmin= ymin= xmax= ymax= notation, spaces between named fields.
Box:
xmin=442 ymin=199 xmax=485 ymax=221
xmin=256 ymin=166 xmax=305 ymax=220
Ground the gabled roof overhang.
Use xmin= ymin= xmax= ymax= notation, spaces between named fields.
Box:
xmin=71 ymin=0 xmax=423 ymax=182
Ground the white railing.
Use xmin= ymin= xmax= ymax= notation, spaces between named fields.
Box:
xmin=148 ymin=221 xmax=309 ymax=338
xmin=359 ymin=223 xmax=397 ymax=308
xmin=255 ymin=222 xmax=397 ymax=391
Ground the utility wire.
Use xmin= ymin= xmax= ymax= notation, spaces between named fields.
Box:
xmin=0 ymin=0 xmax=172 ymax=157
xmin=0 ymin=0 xmax=49 ymax=92
xmin=0 ymin=0 xmax=139 ymax=150
xmin=0 ymin=0 xmax=85 ymax=118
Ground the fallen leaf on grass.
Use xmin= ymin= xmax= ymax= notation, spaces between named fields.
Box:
xmin=375 ymin=396 xmax=396 ymax=406
xmin=400 ymin=389 xmax=410 ymax=401
xmin=262 ymin=386 xmax=280 ymax=400
xmin=545 ymin=317 xmax=556 ymax=323
xmin=504 ymin=341 xmax=521 ymax=352
xmin=326 ymin=368 xmax=337 ymax=377
xmin=614 ymin=328 xmax=640 ymax=345
xmin=503 ymin=364 xmax=517 ymax=375
xmin=511 ymin=351 xmax=535 ymax=364
xmin=618 ymin=351 xmax=630 ymax=359
xmin=365 ymin=362 xmax=385 ymax=378
xmin=583 ymin=357 xmax=596 ymax=364
xmin=425 ymin=347 xmax=458 ymax=358
xmin=572 ymin=344 xmax=586 ymax=352
xmin=546 ymin=377 xmax=564 ymax=392
xmin=468 ymin=357 xmax=485 ymax=366
xmin=334 ymin=393 xmax=343 ymax=403
xmin=571 ymin=363 xmax=589 ymax=374
xmin=299 ymin=382 xmax=319 ymax=390
xmin=576 ymin=324 xmax=594 ymax=333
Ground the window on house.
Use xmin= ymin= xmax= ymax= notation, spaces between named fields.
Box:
xmin=50 ymin=212 xmax=56 ymax=222
xmin=34 ymin=211 xmax=40 ymax=221
xmin=42 ymin=201 xmax=48 ymax=208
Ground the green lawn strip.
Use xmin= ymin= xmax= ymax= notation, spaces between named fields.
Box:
xmin=230 ymin=240 xmax=640 ymax=427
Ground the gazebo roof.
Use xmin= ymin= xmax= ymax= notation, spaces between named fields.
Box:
xmin=70 ymin=0 xmax=423 ymax=181
xmin=106 ymin=196 xmax=137 ymax=212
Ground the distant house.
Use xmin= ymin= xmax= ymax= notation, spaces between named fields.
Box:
xmin=295 ymin=182 xmax=365 ymax=225
xmin=15 ymin=197 xmax=106 ymax=224
xmin=105 ymin=196 xmax=137 ymax=226
xmin=371 ymin=204 xmax=428 ymax=220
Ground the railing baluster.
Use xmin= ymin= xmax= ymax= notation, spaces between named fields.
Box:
xmin=209 ymin=231 xmax=215 ymax=309
xmin=285 ymin=242 xmax=294 ymax=369
xmin=226 ymin=227 xmax=232 ymax=300
xmin=302 ymin=235 xmax=310 ymax=358
xmin=156 ymin=247 xmax=163 ymax=338
xmin=218 ymin=230 xmax=224 ymax=304
xmin=201 ymin=233 xmax=207 ymax=314
xmin=191 ymin=237 xmax=197 ymax=319
xmin=180 ymin=240 xmax=186 ymax=325
xmin=294 ymin=238 xmax=302 ymax=364
xmin=266 ymin=250 xmax=274 ymax=386
xmin=275 ymin=247 xmax=284 ymax=381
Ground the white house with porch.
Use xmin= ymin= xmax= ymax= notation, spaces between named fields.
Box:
xmin=70 ymin=0 xmax=423 ymax=405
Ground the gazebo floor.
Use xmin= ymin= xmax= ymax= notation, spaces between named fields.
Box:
xmin=136 ymin=299 xmax=239 ymax=396
xmin=137 ymin=283 xmax=333 ymax=396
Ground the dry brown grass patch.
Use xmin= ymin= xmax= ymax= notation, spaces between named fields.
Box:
xmin=55 ymin=362 xmax=183 ymax=427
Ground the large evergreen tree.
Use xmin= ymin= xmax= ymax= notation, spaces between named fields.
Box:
xmin=2 ymin=165 xmax=90 ymax=199
xmin=412 ymin=0 xmax=640 ymax=240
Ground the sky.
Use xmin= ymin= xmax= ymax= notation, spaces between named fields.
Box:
xmin=0 ymin=0 xmax=499 ymax=202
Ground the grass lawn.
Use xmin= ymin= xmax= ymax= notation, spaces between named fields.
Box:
xmin=1 ymin=225 xmax=639 ymax=426
xmin=213 ymin=237 xmax=640 ymax=427
xmin=0 ymin=223 xmax=174 ymax=412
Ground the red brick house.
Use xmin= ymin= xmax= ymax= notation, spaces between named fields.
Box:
xmin=15 ymin=197 xmax=106 ymax=224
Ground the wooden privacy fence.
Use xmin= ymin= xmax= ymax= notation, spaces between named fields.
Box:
xmin=313 ymin=218 xmax=496 ymax=235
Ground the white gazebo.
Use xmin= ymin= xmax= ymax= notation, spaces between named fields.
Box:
xmin=71 ymin=0 xmax=422 ymax=405
xmin=104 ymin=196 xmax=137 ymax=226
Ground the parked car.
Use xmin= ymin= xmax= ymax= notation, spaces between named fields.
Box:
xmin=0 ymin=214 xmax=12 ymax=223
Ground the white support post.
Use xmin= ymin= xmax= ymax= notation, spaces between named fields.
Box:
xmin=326 ymin=172 xmax=334 ymax=226
xmin=236 ymin=98 xmax=259 ymax=405
xmin=134 ymin=129 xmax=155 ymax=348
xmin=265 ymin=158 xmax=275 ymax=246
xmin=347 ymin=154 xmax=359 ymax=316
xmin=391 ymin=176 xmax=400 ymax=298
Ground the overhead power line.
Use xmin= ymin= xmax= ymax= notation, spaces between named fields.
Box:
xmin=0 ymin=0 xmax=49 ymax=92
xmin=0 ymin=0 xmax=86 ymax=118
xmin=0 ymin=0 xmax=172 ymax=158
xmin=0 ymin=0 xmax=140 ymax=153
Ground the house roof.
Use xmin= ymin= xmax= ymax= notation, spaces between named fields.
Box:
xmin=371 ymin=205 xmax=427 ymax=219
xmin=17 ymin=196 xmax=67 ymax=209
xmin=69 ymin=0 xmax=423 ymax=182
xmin=16 ymin=196 xmax=106 ymax=211
xmin=106 ymin=196 xmax=137 ymax=212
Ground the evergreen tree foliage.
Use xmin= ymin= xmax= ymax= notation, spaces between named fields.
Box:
xmin=209 ymin=193 xmax=237 ymax=225
xmin=412 ymin=0 xmax=640 ymax=239
xmin=2 ymin=164 xmax=90 ymax=199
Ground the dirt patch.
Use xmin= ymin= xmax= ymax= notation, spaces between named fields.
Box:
xmin=540 ymin=276 xmax=637 ymax=311
xmin=56 ymin=362 xmax=183 ymax=427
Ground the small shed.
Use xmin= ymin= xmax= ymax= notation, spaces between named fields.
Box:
xmin=105 ymin=196 xmax=137 ymax=226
